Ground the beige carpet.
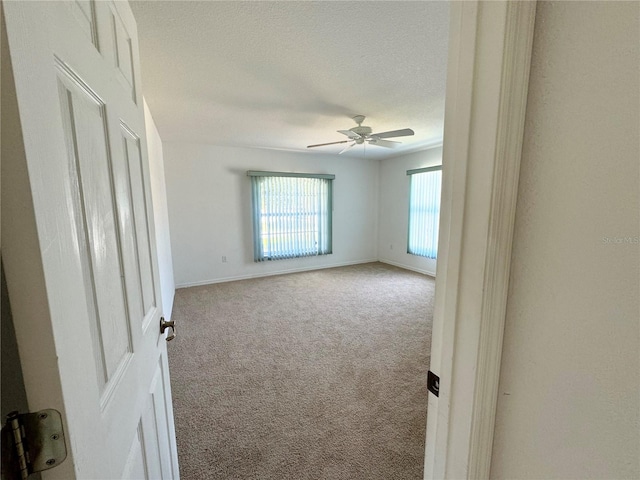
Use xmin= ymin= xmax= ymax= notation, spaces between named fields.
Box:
xmin=168 ymin=262 xmax=435 ymax=479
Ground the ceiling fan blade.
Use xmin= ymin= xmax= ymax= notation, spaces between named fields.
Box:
xmin=338 ymin=142 xmax=357 ymax=154
xmin=369 ymin=128 xmax=415 ymax=139
xmin=307 ymin=140 xmax=349 ymax=148
xmin=368 ymin=138 xmax=400 ymax=148
xmin=338 ymin=129 xmax=361 ymax=140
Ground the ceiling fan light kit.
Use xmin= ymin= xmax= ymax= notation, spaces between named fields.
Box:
xmin=307 ymin=115 xmax=415 ymax=154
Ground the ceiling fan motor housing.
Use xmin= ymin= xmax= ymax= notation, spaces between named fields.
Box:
xmin=351 ymin=125 xmax=372 ymax=136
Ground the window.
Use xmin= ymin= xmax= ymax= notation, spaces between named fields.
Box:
xmin=248 ymin=171 xmax=334 ymax=262
xmin=407 ymin=166 xmax=442 ymax=259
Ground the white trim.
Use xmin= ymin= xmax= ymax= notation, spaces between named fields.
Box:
xmin=378 ymin=259 xmax=435 ymax=279
xmin=175 ymin=259 xmax=378 ymax=289
xmin=424 ymin=3 xmax=479 ymax=476
xmin=468 ymin=2 xmax=537 ymax=478
xmin=424 ymin=2 xmax=537 ymax=479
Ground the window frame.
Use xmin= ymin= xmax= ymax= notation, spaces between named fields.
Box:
xmin=247 ymin=171 xmax=334 ymax=262
xmin=406 ymin=165 xmax=443 ymax=259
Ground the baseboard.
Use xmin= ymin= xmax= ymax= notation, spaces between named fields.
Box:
xmin=378 ymin=259 xmax=436 ymax=278
xmin=175 ymin=259 xmax=379 ymax=289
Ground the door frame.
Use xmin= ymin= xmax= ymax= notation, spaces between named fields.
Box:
xmin=424 ymin=2 xmax=537 ymax=478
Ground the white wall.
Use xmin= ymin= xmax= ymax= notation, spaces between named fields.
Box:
xmin=491 ymin=2 xmax=639 ymax=478
xmin=163 ymin=143 xmax=379 ymax=287
xmin=144 ymin=101 xmax=176 ymax=319
xmin=378 ymin=146 xmax=442 ymax=276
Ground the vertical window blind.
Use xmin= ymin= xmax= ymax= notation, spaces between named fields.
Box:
xmin=407 ymin=166 xmax=442 ymax=259
xmin=248 ymin=171 xmax=334 ymax=262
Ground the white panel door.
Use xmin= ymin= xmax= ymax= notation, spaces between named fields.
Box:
xmin=2 ymin=1 xmax=179 ymax=478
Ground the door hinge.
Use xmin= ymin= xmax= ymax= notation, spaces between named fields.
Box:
xmin=1 ymin=409 xmax=67 ymax=480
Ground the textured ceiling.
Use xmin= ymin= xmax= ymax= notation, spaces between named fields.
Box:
xmin=131 ymin=1 xmax=449 ymax=160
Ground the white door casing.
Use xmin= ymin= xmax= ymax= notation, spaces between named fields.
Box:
xmin=424 ymin=2 xmax=536 ymax=479
xmin=2 ymin=1 xmax=179 ymax=478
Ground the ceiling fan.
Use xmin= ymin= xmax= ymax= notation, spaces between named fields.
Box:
xmin=307 ymin=115 xmax=415 ymax=154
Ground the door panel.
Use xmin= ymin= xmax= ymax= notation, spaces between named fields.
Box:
xmin=67 ymin=0 xmax=99 ymax=49
xmin=120 ymin=126 xmax=157 ymax=317
xmin=122 ymin=424 xmax=149 ymax=480
xmin=114 ymin=125 xmax=147 ymax=328
xmin=2 ymin=1 xmax=179 ymax=478
xmin=108 ymin=1 xmax=137 ymax=102
xmin=141 ymin=360 xmax=175 ymax=480
xmin=56 ymin=64 xmax=133 ymax=391
xmin=150 ymin=359 xmax=177 ymax=479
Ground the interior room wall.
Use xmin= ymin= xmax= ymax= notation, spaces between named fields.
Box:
xmin=491 ymin=2 xmax=639 ymax=478
xmin=144 ymin=101 xmax=176 ymax=319
xmin=377 ymin=146 xmax=442 ymax=276
xmin=162 ymin=143 xmax=379 ymax=287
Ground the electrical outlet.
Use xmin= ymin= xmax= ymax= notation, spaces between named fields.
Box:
xmin=222 ymin=256 xmax=227 ymax=263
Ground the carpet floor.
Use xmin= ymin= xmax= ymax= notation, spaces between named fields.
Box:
xmin=168 ymin=262 xmax=435 ymax=479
